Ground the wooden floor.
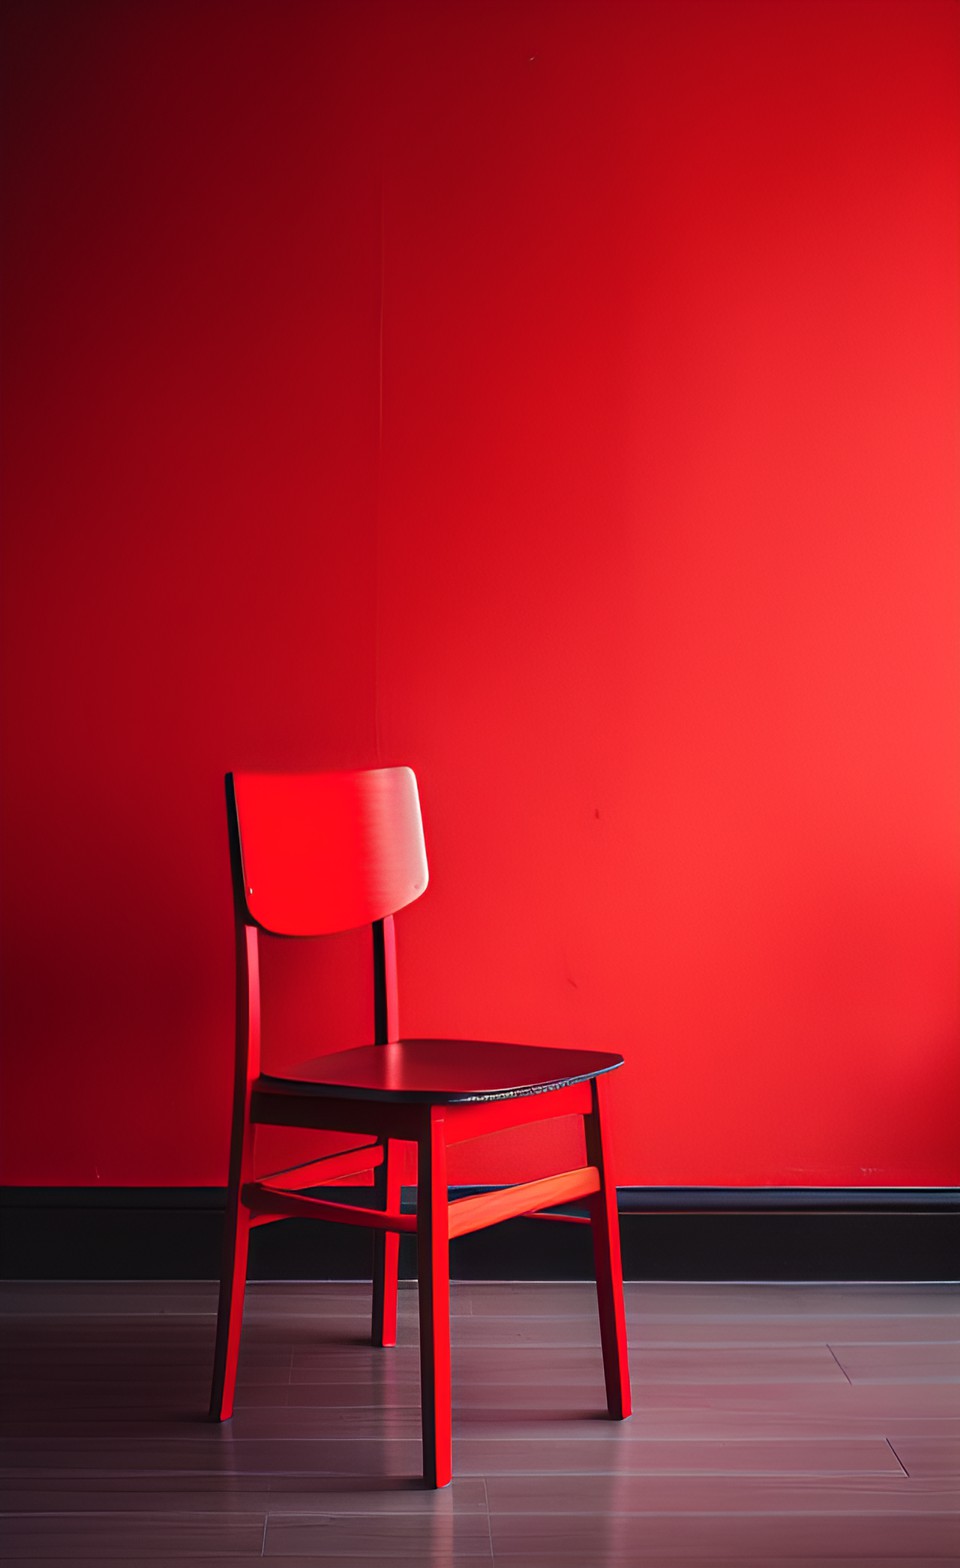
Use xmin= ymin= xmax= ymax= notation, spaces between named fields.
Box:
xmin=0 ymin=1280 xmax=957 ymax=1565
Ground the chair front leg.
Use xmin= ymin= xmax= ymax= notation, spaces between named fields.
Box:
xmin=585 ymin=1073 xmax=632 ymax=1420
xmin=372 ymin=1137 xmax=403 ymax=1347
xmin=417 ymin=1107 xmax=452 ymax=1487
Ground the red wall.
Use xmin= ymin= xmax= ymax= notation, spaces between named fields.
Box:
xmin=2 ymin=0 xmax=957 ymax=1188
xmin=0 ymin=0 xmax=383 ymax=1184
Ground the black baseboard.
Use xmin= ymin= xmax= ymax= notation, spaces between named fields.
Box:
xmin=1 ymin=1186 xmax=956 ymax=1282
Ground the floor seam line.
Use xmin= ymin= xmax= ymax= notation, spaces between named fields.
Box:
xmin=825 ymin=1342 xmax=853 ymax=1384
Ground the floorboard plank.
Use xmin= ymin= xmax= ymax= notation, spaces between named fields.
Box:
xmin=488 ymin=1511 xmax=960 ymax=1559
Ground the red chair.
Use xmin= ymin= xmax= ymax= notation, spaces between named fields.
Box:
xmin=210 ymin=767 xmax=631 ymax=1486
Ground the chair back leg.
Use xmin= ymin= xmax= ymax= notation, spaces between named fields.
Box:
xmin=209 ymin=1193 xmax=252 ymax=1421
xmin=210 ymin=1060 xmax=257 ymax=1423
xmin=585 ymin=1074 xmax=632 ymax=1420
xmin=371 ymin=1138 xmax=403 ymax=1347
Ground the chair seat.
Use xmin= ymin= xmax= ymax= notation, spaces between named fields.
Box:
xmin=257 ymin=1038 xmax=624 ymax=1104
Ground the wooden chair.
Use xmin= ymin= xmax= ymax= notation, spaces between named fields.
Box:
xmin=209 ymin=767 xmax=631 ymax=1486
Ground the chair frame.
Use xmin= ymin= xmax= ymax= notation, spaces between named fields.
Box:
xmin=210 ymin=770 xmax=631 ymax=1487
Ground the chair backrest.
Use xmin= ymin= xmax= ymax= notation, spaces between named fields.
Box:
xmin=228 ymin=768 xmax=429 ymax=937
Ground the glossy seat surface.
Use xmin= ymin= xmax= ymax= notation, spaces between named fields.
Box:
xmin=258 ymin=1039 xmax=624 ymax=1104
